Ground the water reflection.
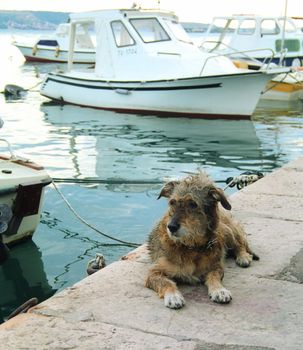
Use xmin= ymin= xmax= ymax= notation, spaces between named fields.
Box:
xmin=256 ymin=99 xmax=303 ymax=117
xmin=253 ymin=101 xmax=303 ymax=169
xmin=41 ymin=103 xmax=263 ymax=186
xmin=0 ymin=240 xmax=56 ymax=323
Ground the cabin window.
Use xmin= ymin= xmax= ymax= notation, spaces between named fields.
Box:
xmin=130 ymin=18 xmax=170 ymax=43
xmin=111 ymin=21 xmax=135 ymax=47
xmin=164 ymin=19 xmax=192 ymax=43
xmin=238 ymin=20 xmax=256 ymax=35
xmin=261 ymin=19 xmax=280 ymax=35
xmin=277 ymin=19 xmax=297 ymax=33
xmin=209 ymin=19 xmax=238 ymax=34
xmin=37 ymin=40 xmax=59 ymax=46
xmin=75 ymin=23 xmax=96 ymax=49
xmin=276 ymin=39 xmax=300 ymax=52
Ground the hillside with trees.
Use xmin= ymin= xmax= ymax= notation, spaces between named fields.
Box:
xmin=0 ymin=11 xmax=69 ymax=30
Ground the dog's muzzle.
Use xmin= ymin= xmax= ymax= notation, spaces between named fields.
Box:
xmin=167 ymin=220 xmax=180 ymax=236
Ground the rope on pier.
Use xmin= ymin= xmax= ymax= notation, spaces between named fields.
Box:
xmin=224 ymin=171 xmax=264 ymax=191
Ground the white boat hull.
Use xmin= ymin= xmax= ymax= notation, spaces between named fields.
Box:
xmin=14 ymin=44 xmax=95 ymax=64
xmin=40 ymin=71 xmax=278 ymax=118
xmin=0 ymin=156 xmax=51 ymax=245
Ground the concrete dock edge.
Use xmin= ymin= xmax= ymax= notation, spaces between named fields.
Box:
xmin=1 ymin=158 xmax=303 ymax=350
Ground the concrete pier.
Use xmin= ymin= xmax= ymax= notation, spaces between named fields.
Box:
xmin=1 ymin=158 xmax=303 ymax=350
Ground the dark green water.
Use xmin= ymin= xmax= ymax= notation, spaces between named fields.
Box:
xmin=0 ymin=31 xmax=303 ymax=322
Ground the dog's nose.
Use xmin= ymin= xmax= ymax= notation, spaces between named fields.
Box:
xmin=168 ymin=222 xmax=180 ymax=234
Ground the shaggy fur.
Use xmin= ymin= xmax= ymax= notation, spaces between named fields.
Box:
xmin=145 ymin=172 xmax=259 ymax=309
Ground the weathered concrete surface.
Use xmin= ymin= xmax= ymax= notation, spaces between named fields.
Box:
xmin=1 ymin=158 xmax=303 ymax=350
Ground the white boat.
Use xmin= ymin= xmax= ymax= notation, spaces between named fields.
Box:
xmin=193 ymin=14 xmax=303 ymax=101
xmin=40 ymin=8 xmax=289 ymax=119
xmin=13 ymin=22 xmax=96 ymax=64
xmin=198 ymin=14 xmax=303 ymax=67
xmin=0 ymin=137 xmax=51 ymax=246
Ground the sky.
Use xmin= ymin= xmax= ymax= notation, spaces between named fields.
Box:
xmin=0 ymin=0 xmax=301 ymax=22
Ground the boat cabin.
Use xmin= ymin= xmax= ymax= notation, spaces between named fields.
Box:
xmin=201 ymin=14 xmax=303 ymax=66
xmin=67 ymin=8 xmax=239 ymax=80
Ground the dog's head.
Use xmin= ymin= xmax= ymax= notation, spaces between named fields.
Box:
xmin=158 ymin=172 xmax=231 ymax=246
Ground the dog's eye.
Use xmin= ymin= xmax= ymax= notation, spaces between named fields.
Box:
xmin=188 ymin=200 xmax=198 ymax=209
xmin=169 ymin=199 xmax=176 ymax=206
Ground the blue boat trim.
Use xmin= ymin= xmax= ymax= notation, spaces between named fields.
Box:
xmin=49 ymin=70 xmax=263 ymax=84
xmin=37 ymin=40 xmax=59 ymax=46
xmin=264 ymin=56 xmax=303 ymax=67
xmin=45 ymin=77 xmax=222 ymax=91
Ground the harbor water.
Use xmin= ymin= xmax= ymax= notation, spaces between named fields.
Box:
xmin=1 ymin=30 xmax=303 ymax=322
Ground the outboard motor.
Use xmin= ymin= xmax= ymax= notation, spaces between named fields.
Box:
xmin=3 ymin=84 xmax=27 ymax=101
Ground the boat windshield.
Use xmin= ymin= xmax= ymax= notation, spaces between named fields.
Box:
xmin=164 ymin=19 xmax=192 ymax=43
xmin=130 ymin=18 xmax=170 ymax=43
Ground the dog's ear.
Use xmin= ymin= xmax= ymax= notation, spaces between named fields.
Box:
xmin=208 ymin=187 xmax=232 ymax=210
xmin=157 ymin=181 xmax=179 ymax=199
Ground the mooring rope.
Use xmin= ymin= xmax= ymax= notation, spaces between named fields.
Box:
xmin=51 ymin=170 xmax=264 ymax=248
xmin=26 ymin=80 xmax=43 ymax=92
xmin=261 ymin=72 xmax=289 ymax=95
xmin=52 ymin=177 xmax=162 ymax=185
xmin=51 ymin=180 xmax=141 ymax=248
xmin=6 ymin=298 xmax=38 ymax=320
xmin=261 ymin=69 xmax=303 ymax=95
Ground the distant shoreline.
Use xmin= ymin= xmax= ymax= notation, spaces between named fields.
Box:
xmin=0 ymin=10 xmax=69 ymax=30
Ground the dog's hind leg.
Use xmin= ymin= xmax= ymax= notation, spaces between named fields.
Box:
xmin=233 ymin=237 xmax=253 ymax=268
xmin=223 ymin=221 xmax=258 ymax=268
xmin=205 ymin=265 xmax=232 ymax=304
xmin=145 ymin=267 xmax=185 ymax=309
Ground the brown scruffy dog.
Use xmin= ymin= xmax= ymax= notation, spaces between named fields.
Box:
xmin=145 ymin=172 xmax=259 ymax=309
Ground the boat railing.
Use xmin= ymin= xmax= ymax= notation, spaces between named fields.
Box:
xmin=199 ymin=41 xmax=279 ymax=75
xmin=0 ymin=121 xmax=24 ymax=161
xmin=0 ymin=139 xmax=18 ymax=160
xmin=278 ymin=47 xmax=289 ymax=66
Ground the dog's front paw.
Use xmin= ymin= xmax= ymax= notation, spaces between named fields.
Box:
xmin=236 ymin=253 xmax=253 ymax=268
xmin=164 ymin=291 xmax=185 ymax=309
xmin=209 ymin=288 xmax=232 ymax=304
